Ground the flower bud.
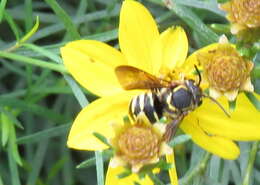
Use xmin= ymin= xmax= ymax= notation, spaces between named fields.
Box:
xmin=110 ymin=117 xmax=172 ymax=172
xmin=220 ymin=0 xmax=260 ymax=42
xmin=197 ymin=43 xmax=254 ymax=100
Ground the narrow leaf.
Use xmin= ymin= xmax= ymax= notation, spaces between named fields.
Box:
xmin=8 ymin=142 xmax=21 ymax=185
xmin=95 ymin=151 xmax=104 ymax=185
xmin=19 ymin=16 xmax=39 ymax=44
xmin=17 ymin=124 xmax=70 ymax=144
xmin=0 ymin=0 xmax=7 ymax=22
xmin=0 ymin=97 xmax=68 ymax=123
xmin=44 ymin=0 xmax=80 ymax=40
xmin=165 ymin=0 xmax=219 ymax=44
xmin=245 ymin=92 xmax=260 ymax=111
xmin=3 ymin=11 xmax=21 ymax=40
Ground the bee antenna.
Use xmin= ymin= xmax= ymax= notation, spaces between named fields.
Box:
xmin=203 ymin=94 xmax=230 ymax=118
xmin=194 ymin=65 xmax=201 ymax=86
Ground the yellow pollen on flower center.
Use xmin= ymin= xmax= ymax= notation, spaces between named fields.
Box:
xmin=230 ymin=0 xmax=260 ymax=27
xmin=117 ymin=125 xmax=161 ymax=165
xmin=205 ymin=54 xmax=248 ymax=91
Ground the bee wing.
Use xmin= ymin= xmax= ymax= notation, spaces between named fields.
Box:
xmin=115 ymin=65 xmax=169 ymax=90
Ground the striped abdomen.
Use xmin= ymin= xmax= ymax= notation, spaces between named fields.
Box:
xmin=129 ymin=92 xmax=163 ymax=123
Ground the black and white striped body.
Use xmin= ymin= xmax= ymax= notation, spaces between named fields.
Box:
xmin=129 ymin=80 xmax=203 ymax=124
xmin=129 ymin=92 xmax=163 ymax=123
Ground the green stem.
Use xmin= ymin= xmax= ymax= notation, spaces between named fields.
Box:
xmin=242 ymin=141 xmax=259 ymax=185
xmin=44 ymin=0 xmax=80 ymax=40
xmin=0 ymin=51 xmax=67 ymax=74
xmin=95 ymin=151 xmax=104 ymax=185
xmin=180 ymin=152 xmax=211 ymax=185
xmin=148 ymin=171 xmax=165 ymax=185
xmin=252 ymin=66 xmax=260 ymax=78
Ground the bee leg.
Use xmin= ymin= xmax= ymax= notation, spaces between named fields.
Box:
xmin=163 ymin=113 xmax=186 ymax=142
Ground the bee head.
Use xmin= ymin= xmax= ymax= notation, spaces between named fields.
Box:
xmin=186 ymin=80 xmax=203 ymax=106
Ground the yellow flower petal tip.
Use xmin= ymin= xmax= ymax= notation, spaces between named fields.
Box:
xmin=160 ymin=26 xmax=188 ymax=74
xmin=119 ymin=0 xmax=161 ymax=74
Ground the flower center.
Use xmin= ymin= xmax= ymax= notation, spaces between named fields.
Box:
xmin=117 ymin=125 xmax=161 ymax=165
xmin=205 ymin=52 xmax=248 ymax=92
xmin=231 ymin=0 xmax=260 ymax=27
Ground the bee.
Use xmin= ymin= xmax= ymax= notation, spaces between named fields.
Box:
xmin=115 ymin=65 xmax=229 ymax=141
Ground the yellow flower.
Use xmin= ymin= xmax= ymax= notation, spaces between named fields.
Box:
xmin=196 ymin=36 xmax=254 ymax=101
xmin=60 ymin=0 xmax=260 ymax=184
xmin=220 ymin=0 xmax=260 ymax=42
xmin=110 ymin=116 xmax=172 ymax=173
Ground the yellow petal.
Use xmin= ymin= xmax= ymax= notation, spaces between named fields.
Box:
xmin=105 ymin=161 xmax=154 ymax=185
xmin=67 ymin=91 xmax=139 ymax=151
xmin=190 ymin=93 xmax=260 ymax=141
xmin=119 ymin=0 xmax=161 ymax=75
xmin=61 ymin=40 xmax=126 ymax=97
xmin=160 ymin=27 xmax=188 ymax=74
xmin=166 ymin=153 xmax=179 ymax=185
xmin=181 ymin=117 xmax=240 ymax=160
xmin=183 ymin=43 xmax=219 ymax=74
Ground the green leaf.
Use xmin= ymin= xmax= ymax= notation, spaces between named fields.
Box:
xmin=0 ymin=51 xmax=67 ymax=73
xmin=30 ymin=8 xmax=119 ymax=42
xmin=93 ymin=132 xmax=111 ymax=148
xmin=229 ymin=161 xmax=242 ymax=185
xmin=0 ymin=97 xmax=69 ymax=123
xmin=0 ymin=174 xmax=3 ymax=185
xmin=3 ymin=11 xmax=21 ymax=40
xmin=76 ymin=150 xmax=112 ymax=169
xmin=147 ymin=172 xmax=165 ymax=185
xmin=8 ymin=141 xmax=21 ymax=185
xmin=174 ymin=0 xmax=225 ymax=17
xmin=17 ymin=124 xmax=70 ymax=144
xmin=0 ymin=0 xmax=7 ymax=22
xmin=0 ymin=108 xmax=24 ymax=129
xmin=24 ymin=0 xmax=33 ymax=31
xmin=46 ymin=156 xmax=68 ymax=183
xmin=19 ymin=16 xmax=39 ymax=44
xmin=44 ymin=0 xmax=80 ymax=40
xmin=210 ymin=24 xmax=230 ymax=34
xmin=64 ymin=75 xmax=89 ymax=107
xmin=252 ymin=65 xmax=260 ymax=78
xmin=95 ymin=151 xmax=104 ymax=185
xmin=1 ymin=113 xmax=10 ymax=147
xmin=209 ymin=156 xmax=221 ymax=182
xmin=117 ymin=170 xmax=132 ymax=179
xmin=165 ymin=0 xmax=219 ymax=44
xmin=169 ymin=134 xmax=191 ymax=147
xmin=23 ymin=43 xmax=63 ymax=63
xmin=245 ymin=92 xmax=260 ymax=111
xmin=242 ymin=142 xmax=259 ymax=185
xmin=9 ymin=123 xmax=22 ymax=166
xmin=228 ymin=100 xmax=236 ymax=112
xmin=26 ymin=139 xmax=49 ymax=185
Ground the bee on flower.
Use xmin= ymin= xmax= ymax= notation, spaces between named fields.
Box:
xmin=61 ymin=0 xmax=260 ymax=184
